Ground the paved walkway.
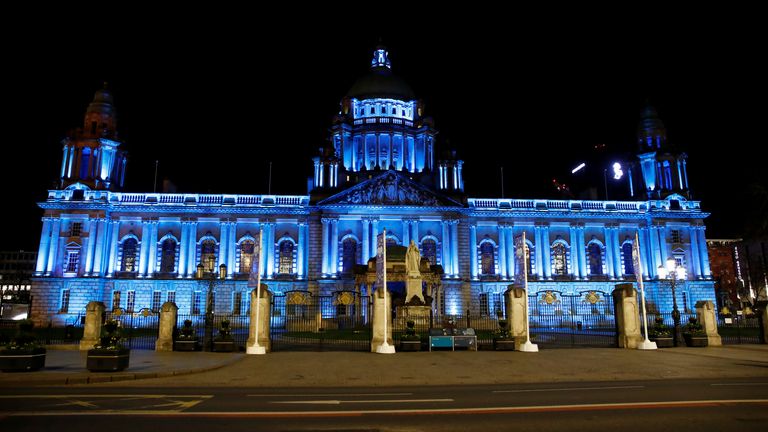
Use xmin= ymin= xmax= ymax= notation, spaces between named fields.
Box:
xmin=2 ymin=344 xmax=766 ymax=388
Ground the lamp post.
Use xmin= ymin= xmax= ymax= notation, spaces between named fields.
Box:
xmin=657 ymin=257 xmax=687 ymax=347
xmin=196 ymin=263 xmax=227 ymax=352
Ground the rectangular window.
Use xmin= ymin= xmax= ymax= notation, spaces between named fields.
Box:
xmin=65 ymin=250 xmax=80 ymax=273
xmin=112 ymin=291 xmax=121 ymax=310
xmin=126 ymin=290 xmax=136 ymax=313
xmin=60 ymin=289 xmax=70 ymax=313
xmin=192 ymin=291 xmax=202 ymax=315
xmin=233 ymin=292 xmax=242 ymax=315
xmin=71 ymin=222 xmax=82 ymax=237
xmin=151 ymin=291 xmax=162 ymax=313
xmin=671 ymin=229 xmax=681 ymax=243
xmin=166 ymin=291 xmax=176 ymax=304
xmin=479 ymin=293 xmax=489 ymax=316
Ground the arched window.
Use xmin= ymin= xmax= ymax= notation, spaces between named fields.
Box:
xmin=422 ymin=239 xmax=437 ymax=265
xmin=480 ymin=242 xmax=495 ymax=275
xmin=160 ymin=239 xmax=177 ymax=273
xmin=622 ymin=243 xmax=634 ymax=275
xmin=239 ymin=240 xmax=255 ymax=273
xmin=200 ymin=239 xmax=216 ymax=273
xmin=278 ymin=241 xmax=294 ymax=274
xmin=121 ymin=238 xmax=138 ymax=272
xmin=552 ymin=243 xmax=567 ymax=275
xmin=588 ymin=243 xmax=603 ymax=275
xmin=342 ymin=238 xmax=357 ymax=274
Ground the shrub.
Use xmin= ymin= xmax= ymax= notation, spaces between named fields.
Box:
xmin=177 ymin=319 xmax=197 ymax=341
xmin=215 ymin=319 xmax=234 ymax=342
xmin=95 ymin=319 xmax=124 ymax=350
xmin=494 ymin=319 xmax=513 ymax=340
xmin=401 ymin=320 xmax=420 ymax=341
xmin=649 ymin=316 xmax=672 ymax=338
xmin=683 ymin=317 xmax=706 ymax=336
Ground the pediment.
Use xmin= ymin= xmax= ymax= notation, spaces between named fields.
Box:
xmin=319 ymin=170 xmax=462 ymax=207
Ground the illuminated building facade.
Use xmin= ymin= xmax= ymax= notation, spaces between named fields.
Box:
xmin=30 ymin=47 xmax=715 ymax=324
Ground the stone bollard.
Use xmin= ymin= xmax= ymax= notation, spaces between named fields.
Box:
xmin=504 ymin=285 xmax=530 ymax=350
xmin=370 ymin=288 xmax=393 ymax=352
xmin=247 ymin=285 xmax=272 ymax=353
xmin=695 ymin=300 xmax=722 ymax=346
xmin=79 ymin=301 xmax=106 ymax=350
xmin=612 ymin=283 xmax=644 ymax=349
xmin=155 ymin=302 xmax=178 ymax=351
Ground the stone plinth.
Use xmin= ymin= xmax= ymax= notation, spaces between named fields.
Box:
xmin=371 ymin=289 xmax=393 ymax=352
xmin=612 ymin=283 xmax=643 ymax=349
xmin=79 ymin=301 xmax=105 ymax=350
xmin=247 ymin=286 xmax=272 ymax=353
xmin=504 ymin=285 xmax=530 ymax=350
xmin=405 ymin=276 xmax=425 ymax=304
xmin=155 ymin=301 xmax=178 ymax=351
xmin=695 ymin=300 xmax=722 ymax=346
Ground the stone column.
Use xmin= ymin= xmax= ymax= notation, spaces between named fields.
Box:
xmin=470 ymin=224 xmax=478 ymax=280
xmin=92 ymin=218 xmax=108 ymax=276
xmin=79 ymin=301 xmax=105 ymax=350
xmin=35 ymin=217 xmax=52 ymax=275
xmin=218 ymin=220 xmax=229 ymax=270
xmin=534 ymin=225 xmax=544 ymax=279
xmin=505 ymin=226 xmax=515 ymax=279
xmin=321 ymin=218 xmax=330 ymax=275
xmin=658 ymin=224 xmax=668 ymax=266
xmin=84 ymin=218 xmax=98 ymax=275
xmin=612 ymin=283 xmax=643 ymax=348
xmin=362 ymin=218 xmax=370 ymax=262
xmin=569 ymin=224 xmax=579 ymax=279
xmin=504 ymin=285 xmax=531 ymax=349
xmin=412 ymin=220 xmax=419 ymax=246
xmin=331 ymin=219 xmax=339 ymax=275
xmin=187 ymin=220 xmax=199 ymax=277
xmin=371 ymin=219 xmax=380 ymax=259
xmin=297 ymin=221 xmax=306 ymax=279
xmin=638 ymin=226 xmax=652 ymax=279
xmin=541 ymin=224 xmax=551 ymax=280
xmin=139 ymin=219 xmax=151 ymax=277
xmin=178 ymin=221 xmax=189 ymax=277
xmin=603 ymin=226 xmax=615 ymax=279
xmin=106 ymin=219 xmax=120 ymax=276
xmin=402 ymin=219 xmax=410 ymax=246
xmin=247 ymin=286 xmax=272 ymax=352
xmin=498 ymin=223 xmax=507 ymax=279
xmin=689 ymin=225 xmax=702 ymax=279
xmin=698 ymin=227 xmax=712 ymax=278
xmin=695 ymin=300 xmax=722 ymax=346
xmin=155 ymin=301 xmax=178 ymax=351
xmin=451 ymin=220 xmax=459 ymax=276
xmin=147 ymin=220 xmax=158 ymax=275
xmin=578 ymin=225 xmax=587 ymax=279
xmin=370 ymin=287 xmax=393 ymax=352
xmin=265 ymin=223 xmax=275 ymax=278
xmin=46 ymin=218 xmax=61 ymax=275
xmin=441 ymin=220 xmax=450 ymax=275
xmin=260 ymin=223 xmax=269 ymax=277
xmin=228 ymin=222 xmax=238 ymax=276
xmin=649 ymin=224 xmax=662 ymax=276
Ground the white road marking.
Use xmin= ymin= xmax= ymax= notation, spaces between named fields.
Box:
xmin=269 ymin=398 xmax=453 ymax=405
xmin=248 ymin=392 xmax=413 ymax=397
xmin=4 ymin=399 xmax=767 ymax=417
xmin=493 ymin=385 xmax=644 ymax=393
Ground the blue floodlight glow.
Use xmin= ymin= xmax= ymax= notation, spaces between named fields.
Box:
xmin=571 ymin=163 xmax=586 ymax=174
xmin=612 ymin=162 xmax=623 ymax=180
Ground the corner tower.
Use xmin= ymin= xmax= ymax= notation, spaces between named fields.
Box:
xmin=59 ymin=83 xmax=127 ymax=191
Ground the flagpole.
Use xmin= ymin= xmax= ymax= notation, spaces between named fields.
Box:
xmin=247 ymin=230 xmax=266 ymax=354
xmin=376 ymin=228 xmax=395 ymax=354
xmin=635 ymin=231 xmax=657 ymax=350
xmin=519 ymin=231 xmax=538 ymax=352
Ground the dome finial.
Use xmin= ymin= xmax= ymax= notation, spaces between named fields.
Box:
xmin=371 ymin=44 xmax=391 ymax=70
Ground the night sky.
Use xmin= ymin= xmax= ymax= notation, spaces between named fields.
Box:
xmin=2 ymin=12 xmax=763 ymax=252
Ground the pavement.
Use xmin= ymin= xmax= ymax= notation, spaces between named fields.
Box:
xmin=1 ymin=344 xmax=767 ymax=388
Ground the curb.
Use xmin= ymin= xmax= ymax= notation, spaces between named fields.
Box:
xmin=1 ymin=354 xmax=246 ymax=386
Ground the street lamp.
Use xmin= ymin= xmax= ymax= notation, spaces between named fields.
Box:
xmin=196 ymin=263 xmax=227 ymax=351
xmin=657 ymin=257 xmax=687 ymax=347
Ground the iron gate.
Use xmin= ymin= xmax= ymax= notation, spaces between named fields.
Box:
xmin=528 ymin=290 xmax=618 ymax=348
xmin=717 ymin=315 xmax=763 ymax=344
xmin=106 ymin=308 xmax=159 ymax=350
xmin=270 ymin=291 xmax=371 ymax=351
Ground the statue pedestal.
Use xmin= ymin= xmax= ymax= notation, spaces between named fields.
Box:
xmin=396 ymin=305 xmax=432 ymax=332
xmin=405 ymin=275 xmax=425 ymax=304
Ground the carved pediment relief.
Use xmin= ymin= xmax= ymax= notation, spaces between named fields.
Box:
xmin=319 ymin=170 xmax=461 ymax=207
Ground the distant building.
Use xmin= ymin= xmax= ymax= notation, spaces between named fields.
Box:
xmin=29 ymin=46 xmax=715 ymax=325
xmin=0 ymin=250 xmax=35 ymax=306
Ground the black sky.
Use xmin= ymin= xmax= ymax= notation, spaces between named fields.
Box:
xmin=2 ymin=10 xmax=764 ymax=251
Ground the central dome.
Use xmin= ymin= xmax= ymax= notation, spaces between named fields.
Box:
xmin=346 ymin=47 xmax=416 ymax=101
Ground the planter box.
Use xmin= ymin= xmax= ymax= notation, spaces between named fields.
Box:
xmin=213 ymin=341 xmax=236 ymax=352
xmin=493 ymin=339 xmax=516 ymax=351
xmin=683 ymin=334 xmax=708 ymax=347
xmin=174 ymin=340 xmax=200 ymax=351
xmin=86 ymin=348 xmax=130 ymax=372
xmin=399 ymin=340 xmax=422 ymax=352
xmin=650 ymin=337 xmax=674 ymax=348
xmin=0 ymin=348 xmax=46 ymax=372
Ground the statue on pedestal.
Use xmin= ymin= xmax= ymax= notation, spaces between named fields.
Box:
xmin=406 ymin=240 xmax=421 ymax=277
